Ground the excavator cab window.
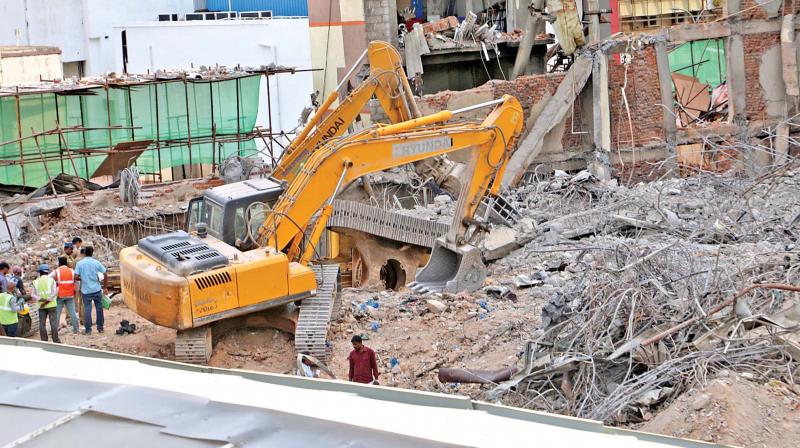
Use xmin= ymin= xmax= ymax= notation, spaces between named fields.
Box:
xmin=186 ymin=197 xmax=206 ymax=232
xmin=234 ymin=207 xmax=247 ymax=244
xmin=207 ymin=201 xmax=224 ymax=240
xmin=247 ymin=203 xmax=267 ymax=236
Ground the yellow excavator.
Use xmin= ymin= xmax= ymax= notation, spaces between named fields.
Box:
xmin=121 ymin=95 xmax=523 ymax=363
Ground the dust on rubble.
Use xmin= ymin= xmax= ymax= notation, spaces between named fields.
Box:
xmin=641 ymin=373 xmax=800 ymax=448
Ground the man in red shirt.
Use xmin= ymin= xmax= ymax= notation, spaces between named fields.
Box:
xmin=348 ymin=335 xmax=380 ymax=384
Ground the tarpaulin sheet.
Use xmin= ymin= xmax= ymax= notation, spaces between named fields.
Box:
xmin=669 ymin=39 xmax=727 ymax=88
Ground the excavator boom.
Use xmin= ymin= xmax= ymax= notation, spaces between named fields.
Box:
xmin=272 ymin=41 xmax=417 ymax=182
xmin=257 ymin=95 xmax=524 ymax=268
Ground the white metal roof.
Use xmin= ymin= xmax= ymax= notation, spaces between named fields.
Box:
xmin=0 ymin=338 xmax=725 ymax=448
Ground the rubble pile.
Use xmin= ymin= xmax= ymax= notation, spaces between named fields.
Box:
xmin=333 ymin=165 xmax=800 ymax=427
xmin=1 ymin=187 xmax=190 ymax=281
xmin=479 ymin=167 xmax=800 ymax=423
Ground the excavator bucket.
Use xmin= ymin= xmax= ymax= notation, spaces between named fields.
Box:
xmin=408 ymin=238 xmax=487 ymax=294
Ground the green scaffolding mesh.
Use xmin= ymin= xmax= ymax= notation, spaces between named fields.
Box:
xmin=0 ymin=75 xmax=261 ymax=187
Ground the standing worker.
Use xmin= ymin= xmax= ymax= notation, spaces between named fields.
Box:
xmin=52 ymin=256 xmax=79 ymax=334
xmin=74 ymin=246 xmax=107 ymax=334
xmin=0 ymin=282 xmax=23 ymax=337
xmin=63 ymin=242 xmax=77 ymax=268
xmin=8 ymin=266 xmax=25 ymax=298
xmin=31 ymin=264 xmax=60 ymax=343
xmin=0 ymin=261 xmax=9 ymax=293
xmin=72 ymin=237 xmax=83 ymax=255
xmin=348 ymin=335 xmax=380 ymax=384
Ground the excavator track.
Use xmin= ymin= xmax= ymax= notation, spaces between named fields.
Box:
xmin=295 ymin=264 xmax=340 ymax=362
xmin=175 ymin=326 xmax=212 ymax=364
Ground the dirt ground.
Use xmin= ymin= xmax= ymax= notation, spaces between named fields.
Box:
xmin=34 ymin=280 xmax=544 ymax=387
xmin=641 ymin=373 xmax=800 ymax=448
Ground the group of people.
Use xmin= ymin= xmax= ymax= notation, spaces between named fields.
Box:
xmin=1 ymin=237 xmax=109 ymax=342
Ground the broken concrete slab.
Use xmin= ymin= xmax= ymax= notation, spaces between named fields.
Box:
xmin=25 ymin=198 xmax=67 ymax=217
xmin=483 ymin=225 xmax=520 ymax=260
xmin=502 ymin=55 xmax=594 ymax=187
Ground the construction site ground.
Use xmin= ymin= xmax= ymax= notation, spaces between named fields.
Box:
xmin=32 ymin=281 xmax=800 ymax=448
xmin=7 ymin=165 xmax=800 ymax=448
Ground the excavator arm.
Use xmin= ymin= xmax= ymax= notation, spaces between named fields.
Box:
xmin=257 ymin=95 xmax=524 ymax=271
xmin=272 ymin=41 xmax=418 ymax=182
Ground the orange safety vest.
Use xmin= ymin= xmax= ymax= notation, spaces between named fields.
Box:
xmin=55 ymin=266 xmax=76 ymax=298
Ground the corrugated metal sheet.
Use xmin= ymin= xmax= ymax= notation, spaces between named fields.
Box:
xmin=206 ymin=0 xmax=308 ymax=16
xmin=0 ymin=339 xmax=731 ymax=448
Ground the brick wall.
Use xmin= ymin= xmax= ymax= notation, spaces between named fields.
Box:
xmin=743 ymin=32 xmax=782 ymax=122
xmin=608 ymin=47 xmax=664 ymax=148
xmin=489 ymin=73 xmax=589 ymax=150
xmin=417 ymin=52 xmax=668 ymax=155
xmin=737 ymin=0 xmax=771 ymax=20
xmin=488 ymin=73 xmax=566 ymax=114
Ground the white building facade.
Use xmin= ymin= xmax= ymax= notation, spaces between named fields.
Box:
xmin=114 ymin=18 xmax=314 ymax=136
xmin=0 ymin=0 xmax=195 ymax=76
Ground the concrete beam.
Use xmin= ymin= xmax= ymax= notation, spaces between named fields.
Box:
xmin=666 ymin=18 xmax=792 ymax=42
xmin=667 ymin=22 xmax=731 ymax=41
xmin=502 ymin=56 xmax=594 ymax=187
xmin=735 ymin=19 xmax=782 ymax=35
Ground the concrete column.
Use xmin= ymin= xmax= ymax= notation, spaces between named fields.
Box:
xmin=510 ymin=0 xmax=544 ymax=80
xmin=775 ymin=122 xmax=790 ymax=166
xmin=589 ymin=55 xmax=612 ymax=181
xmin=364 ymin=0 xmax=399 ymax=48
xmin=587 ymin=0 xmax=611 ymax=181
xmin=725 ymin=34 xmax=751 ymax=171
xmin=655 ymin=40 xmax=677 ymax=173
xmin=781 ymin=15 xmax=799 ymax=99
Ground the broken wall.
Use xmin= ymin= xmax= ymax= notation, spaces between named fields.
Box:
xmin=744 ymin=32 xmax=785 ymax=122
xmin=607 ymin=47 xmax=665 ymax=149
xmin=418 ymin=1 xmax=800 ymax=180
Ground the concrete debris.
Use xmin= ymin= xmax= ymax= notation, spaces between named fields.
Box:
xmin=483 ymin=166 xmax=800 ymax=424
xmin=642 ymin=375 xmax=799 ymax=447
xmin=425 ymin=299 xmax=447 ymax=314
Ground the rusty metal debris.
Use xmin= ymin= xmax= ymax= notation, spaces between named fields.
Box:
xmin=438 ymin=366 xmax=517 ymax=384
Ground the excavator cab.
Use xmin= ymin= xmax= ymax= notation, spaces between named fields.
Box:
xmin=186 ymin=178 xmax=285 ymax=251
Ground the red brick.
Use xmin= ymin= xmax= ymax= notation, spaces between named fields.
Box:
xmin=743 ymin=32 xmax=781 ymax=122
xmin=608 ymin=47 xmax=664 ymax=148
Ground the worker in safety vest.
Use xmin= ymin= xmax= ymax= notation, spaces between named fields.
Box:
xmin=0 ymin=282 xmax=24 ymax=337
xmin=31 ymin=264 xmax=60 ymax=343
xmin=51 ymin=256 xmax=79 ymax=334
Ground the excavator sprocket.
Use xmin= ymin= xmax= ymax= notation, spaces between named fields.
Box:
xmin=295 ymin=264 xmax=341 ymax=362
